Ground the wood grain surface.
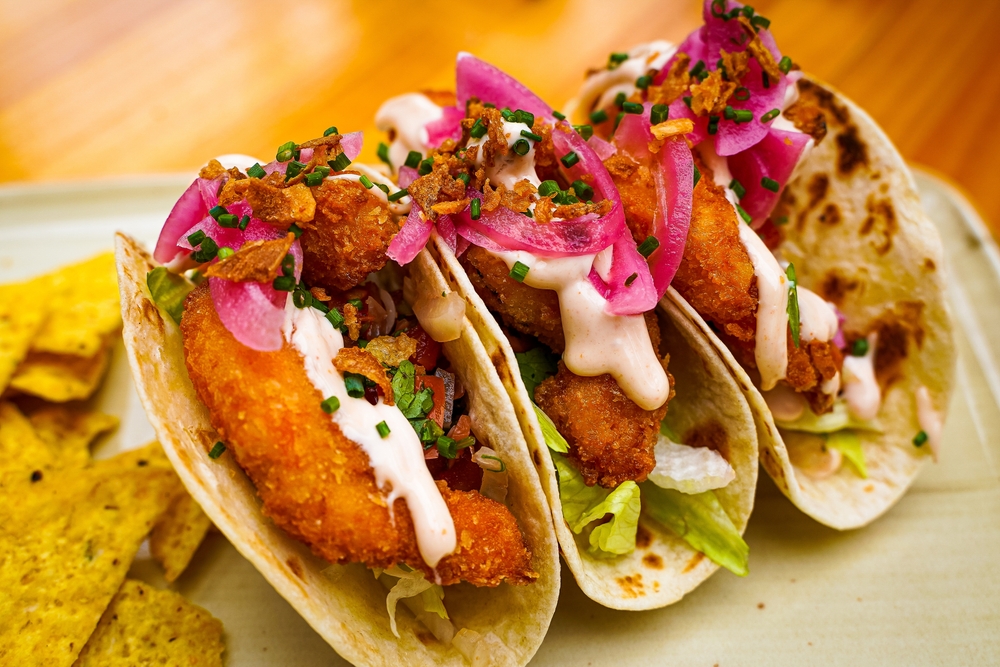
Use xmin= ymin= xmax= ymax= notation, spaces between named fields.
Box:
xmin=1 ymin=0 xmax=996 ymax=235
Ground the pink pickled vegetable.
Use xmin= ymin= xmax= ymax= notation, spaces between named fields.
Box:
xmin=728 ymin=126 xmax=811 ymax=226
xmin=387 ymin=204 xmax=433 ymax=265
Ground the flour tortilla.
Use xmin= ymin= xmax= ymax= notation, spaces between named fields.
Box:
xmin=425 ymin=235 xmax=758 ymax=611
xmin=668 ymin=77 xmax=956 ymax=530
xmin=115 ymin=233 xmax=559 ymax=667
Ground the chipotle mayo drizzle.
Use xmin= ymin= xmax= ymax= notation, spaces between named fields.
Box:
xmin=375 ymin=93 xmax=444 ymax=172
xmin=842 ymin=333 xmax=881 ymax=421
xmin=327 ymin=163 xmax=412 ymax=216
xmin=282 ymin=302 xmax=456 ymax=568
xmin=492 ymin=250 xmax=670 ymax=411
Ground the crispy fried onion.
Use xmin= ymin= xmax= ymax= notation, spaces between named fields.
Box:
xmin=343 ymin=302 xmax=361 ymax=341
xmin=204 ymin=233 xmax=295 ymax=283
xmin=333 ymin=347 xmax=394 ymax=405
xmin=365 ymin=333 xmax=418 ymax=368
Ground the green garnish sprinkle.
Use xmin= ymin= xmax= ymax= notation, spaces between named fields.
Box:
xmin=786 ymin=263 xmax=800 ymax=347
xmin=209 ymin=442 xmax=226 ymax=459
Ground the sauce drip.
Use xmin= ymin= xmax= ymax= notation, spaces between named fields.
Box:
xmin=375 ymin=93 xmax=444 ymax=172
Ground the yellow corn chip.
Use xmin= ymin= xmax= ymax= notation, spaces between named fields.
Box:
xmin=0 ymin=277 xmax=49 ymax=392
xmin=32 ymin=253 xmax=121 ymax=358
xmin=9 ymin=343 xmax=111 ymax=402
xmin=0 ymin=400 xmax=57 ymax=476
xmin=0 ymin=444 xmax=180 ymax=667
xmin=28 ymin=404 xmax=119 ymax=469
xmin=151 ymin=491 xmax=213 ymax=583
xmin=73 ymin=579 xmax=224 ymax=667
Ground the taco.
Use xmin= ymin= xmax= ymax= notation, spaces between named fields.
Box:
xmin=563 ymin=0 xmax=956 ymax=529
xmin=116 ymin=133 xmax=559 ymax=666
xmin=372 ymin=54 xmax=758 ymax=610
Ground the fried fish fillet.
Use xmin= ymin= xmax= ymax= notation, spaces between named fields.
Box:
xmin=180 ymin=283 xmax=535 ymax=586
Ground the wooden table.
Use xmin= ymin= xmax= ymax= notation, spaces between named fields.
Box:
xmin=2 ymin=0 xmax=997 ymax=236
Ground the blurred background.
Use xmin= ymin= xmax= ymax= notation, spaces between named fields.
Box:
xmin=1 ymin=0 xmax=997 ymax=235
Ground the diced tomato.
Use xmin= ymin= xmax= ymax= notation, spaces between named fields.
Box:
xmin=406 ymin=324 xmax=441 ymax=370
xmin=415 ymin=374 xmax=446 ymax=427
xmin=434 ymin=448 xmax=484 ymax=492
xmin=447 ymin=414 xmax=471 ymax=440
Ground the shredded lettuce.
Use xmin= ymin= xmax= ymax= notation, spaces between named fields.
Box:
xmin=515 ymin=347 xmax=557 ymax=399
xmin=552 ymin=454 xmax=640 ymax=557
xmin=775 ymin=399 xmax=880 ymax=434
xmin=534 ymin=403 xmax=568 ymax=453
xmin=827 ymin=430 xmax=867 ymax=478
xmin=377 ymin=565 xmax=448 ymax=639
xmin=146 ymin=267 xmax=193 ymax=324
xmin=641 ymin=483 xmax=749 ymax=577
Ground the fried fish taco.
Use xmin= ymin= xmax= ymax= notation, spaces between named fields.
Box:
xmin=564 ymin=0 xmax=956 ymax=529
xmin=373 ymin=54 xmax=758 ymax=610
xmin=116 ymin=132 xmax=559 ymax=666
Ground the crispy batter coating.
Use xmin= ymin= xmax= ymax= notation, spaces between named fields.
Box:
xmin=204 ymin=234 xmax=294 ymax=283
xmin=460 ymin=246 xmax=566 ymax=353
xmin=180 ymin=283 xmax=536 ymax=586
xmin=299 ymin=179 xmax=399 ymax=292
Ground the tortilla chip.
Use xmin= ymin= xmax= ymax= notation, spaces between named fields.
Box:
xmin=151 ymin=491 xmax=213 ymax=583
xmin=0 ymin=277 xmax=49 ymax=392
xmin=0 ymin=444 xmax=179 ymax=667
xmin=32 ymin=253 xmax=121 ymax=358
xmin=0 ymin=400 xmax=57 ymax=476
xmin=9 ymin=343 xmax=112 ymax=402
xmin=28 ymin=404 xmax=119 ymax=469
xmin=73 ymin=579 xmax=224 ymax=667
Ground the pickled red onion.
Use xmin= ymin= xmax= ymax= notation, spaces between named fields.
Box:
xmin=455 ymin=53 xmax=552 ymax=118
xmin=728 ymin=125 xmax=811 ymax=226
xmin=387 ymin=204 xmax=433 ymax=265
xmin=154 ymin=177 xmax=222 ymax=264
xmin=425 ymin=106 xmax=465 ymax=148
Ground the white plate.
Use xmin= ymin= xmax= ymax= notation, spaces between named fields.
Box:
xmin=1 ymin=169 xmax=997 ymax=665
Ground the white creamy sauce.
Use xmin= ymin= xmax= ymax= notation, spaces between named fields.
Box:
xmin=375 ymin=93 xmax=445 ymax=172
xmin=492 ymin=250 xmax=670 ymax=411
xmin=468 ymin=119 xmax=542 ymax=190
xmin=282 ymin=303 xmax=456 ymax=568
xmin=563 ymin=40 xmax=676 ymax=123
xmin=762 ymin=382 xmax=807 ymax=421
xmin=328 ymin=163 xmax=412 ymax=216
xmin=796 ymin=288 xmax=839 ymax=344
xmin=214 ymin=153 xmax=266 ymax=172
xmin=737 ymin=221 xmax=789 ymax=391
xmin=842 ymin=333 xmax=881 ymax=421
xmin=916 ymin=385 xmax=943 ymax=462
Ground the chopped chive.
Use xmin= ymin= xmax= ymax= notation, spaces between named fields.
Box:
xmin=614 ymin=91 xmax=627 ymax=108
xmin=470 ymin=198 xmax=481 ymax=220
xmin=786 ymin=263 xmax=800 ymax=347
xmin=209 ymin=441 xmax=226 ymax=459
xmin=779 ymin=56 xmax=793 ymax=74
xmin=734 ymin=109 xmax=754 ymax=123
xmin=209 ymin=205 xmax=227 ymax=220
xmin=571 ymin=180 xmax=594 ymax=201
xmin=710 ymin=0 xmax=727 ymax=18
xmin=523 ymin=208 xmax=533 ymax=218
xmin=187 ymin=230 xmax=207 ymax=246
xmin=690 ymin=60 xmax=707 ymax=78
xmin=851 ymin=338 xmax=870 ymax=357
xmin=625 ymin=272 xmax=638 ymax=287
xmin=376 ymin=421 xmax=391 ymax=438
xmin=321 ymin=396 xmax=340 ymax=414
xmin=323 ymin=125 xmax=338 ymax=136
xmin=637 ymin=235 xmax=659 ymax=258
xmin=734 ymin=87 xmax=751 ymax=101
xmin=736 ymin=204 xmax=752 ymax=224
xmin=359 ymin=174 xmax=374 ymax=189
xmin=730 ymin=179 xmax=746 ymax=200
xmin=636 ymin=74 xmax=653 ymax=89
xmin=272 ymin=275 xmax=295 ymax=291
xmin=288 ymin=223 xmax=303 ymax=239
xmin=418 ymin=157 xmax=434 ymax=176
xmin=501 ymin=107 xmax=515 ymax=122
xmin=913 ymin=430 xmax=928 ymax=447
xmin=761 ymin=177 xmax=780 ymax=192
xmin=741 ymin=5 xmax=755 ymax=17
xmin=191 ymin=238 xmax=218 ymax=263
xmin=292 ymin=287 xmax=312 ymax=309
xmin=326 ymin=307 xmax=344 ymax=329
xmin=247 ymin=163 xmax=266 ymax=179
xmin=377 ymin=142 xmax=391 ymax=166
xmin=285 ymin=160 xmax=307 ymax=180
xmin=622 ymin=101 xmax=643 ymax=114
xmin=520 ymin=129 xmax=543 ymax=142
xmin=761 ymin=108 xmax=781 ymax=123
xmin=590 ymin=109 xmax=609 ymax=124
xmin=329 ymin=152 xmax=352 ymax=171
xmin=305 ymin=172 xmax=325 ymax=187
xmin=724 ymin=105 xmax=737 ymax=120
xmin=682 ymin=96 xmax=693 ymax=109
xmin=515 ymin=109 xmax=535 ymax=127
xmin=512 ymin=139 xmax=531 ymax=156
xmin=560 ymin=151 xmax=580 ymax=168
xmin=238 ymin=215 xmax=250 ymax=231
xmin=573 ymin=124 xmax=593 ymax=140
xmin=312 ymin=299 xmax=329 ymax=313
xmin=217 ymin=247 xmax=234 ymax=259
xmin=404 ymin=151 xmax=422 ymax=169
xmin=552 ymin=110 xmax=566 ymax=120
xmin=344 ymin=373 xmax=365 ymax=398
xmin=217 ymin=213 xmax=238 ymax=228
xmin=538 ymin=180 xmax=560 ymax=197
xmin=751 ymin=15 xmax=771 ymax=30
xmin=608 ymin=52 xmax=629 ymax=68
xmin=693 ymin=164 xmax=701 ymax=187
xmin=469 ymin=118 xmax=487 ymax=139
xmin=762 ymin=71 xmax=771 ymax=89
xmin=375 ymin=182 xmax=390 ymax=194
xmin=388 ymin=188 xmax=409 ymax=202
xmin=509 ymin=261 xmax=530 ymax=282
xmin=281 ymin=254 xmax=295 ymax=276
xmin=650 ymin=104 xmax=669 ymax=125
xmin=456 ymin=173 xmax=470 ymax=185
xmin=707 ymin=116 xmax=720 ymax=135
xmin=276 ymin=141 xmax=296 ymax=162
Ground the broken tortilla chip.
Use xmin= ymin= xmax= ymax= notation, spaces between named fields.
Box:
xmin=150 ymin=492 xmax=213 ymax=583
xmin=31 ymin=253 xmax=121 ymax=358
xmin=0 ymin=443 xmax=179 ymax=667
xmin=0 ymin=401 xmax=57 ymax=477
xmin=73 ymin=580 xmax=224 ymax=667
xmin=0 ymin=277 xmax=49 ymax=392
xmin=10 ymin=341 xmax=112 ymax=402
xmin=28 ymin=404 xmax=119 ymax=469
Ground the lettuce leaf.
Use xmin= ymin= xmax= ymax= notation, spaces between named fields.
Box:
xmin=827 ymin=430 xmax=867 ymax=478
xmin=377 ymin=565 xmax=448 ymax=639
xmin=552 ymin=454 xmax=640 ymax=557
xmin=146 ymin=267 xmax=193 ymax=324
xmin=534 ymin=403 xmax=568 ymax=453
xmin=775 ymin=399 xmax=881 ymax=434
xmin=515 ymin=347 xmax=557 ymax=399
xmin=641 ymin=483 xmax=749 ymax=577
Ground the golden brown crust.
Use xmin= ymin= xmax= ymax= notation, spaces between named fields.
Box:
xmin=333 ymin=347 xmax=394 ymax=405
xmin=180 ymin=283 xmax=536 ymax=586
xmin=204 ymin=234 xmax=294 ymax=283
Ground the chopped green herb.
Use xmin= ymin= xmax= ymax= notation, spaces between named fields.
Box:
xmin=730 ymin=178 xmax=746 ymax=200
xmin=514 ymin=109 xmax=535 ymax=127
xmin=305 ymin=171 xmax=325 ymax=187
xmin=469 ymin=118 xmax=487 ymax=139
xmin=238 ymin=214 xmax=250 ymax=231
xmin=751 ymin=15 xmax=771 ymax=30
xmin=276 ymin=141 xmax=296 ymax=162
xmin=209 ymin=441 xmax=226 ymax=459
xmin=734 ymin=86 xmax=751 ymax=101
xmin=590 ymin=109 xmax=609 ymax=124
xmin=735 ymin=204 xmax=752 ymax=224
xmin=511 ymin=139 xmax=531 ymax=156
xmin=388 ymin=188 xmax=409 ymax=202
xmin=359 ymin=174 xmax=374 ymax=189
xmin=761 ymin=177 xmax=780 ymax=192
xmin=724 ymin=105 xmax=737 ymax=120
xmin=636 ymin=74 xmax=653 ymax=89
xmin=321 ymin=396 xmax=340 ymax=414
xmin=375 ymin=182 xmax=390 ymax=195
xmin=690 ymin=60 xmax=707 ymax=78
xmin=480 ymin=455 xmax=506 ymax=472
xmin=217 ymin=212 xmax=238 ymax=228
xmin=693 ymin=164 xmax=701 ymax=187
xmin=377 ymin=142 xmax=391 ymax=166
xmin=272 ymin=275 xmax=295 ymax=292
xmin=552 ymin=110 xmax=566 ymax=120
xmin=289 ymin=223 xmax=303 ymax=239
xmin=851 ymin=338 xmax=870 ymax=357
xmin=622 ymin=101 xmax=643 ymax=114
xmin=281 ymin=253 xmax=295 ymax=276
xmin=292 ymin=287 xmax=312 ymax=309
xmin=608 ymin=52 xmax=629 ymax=68
xmin=650 ymin=104 xmax=669 ymax=125
xmin=146 ymin=267 xmax=194 ymax=325
xmin=637 ymin=235 xmax=660 ymax=258
xmin=217 ymin=247 xmax=234 ymax=260
xmin=574 ymin=124 xmax=594 ymax=140
xmin=404 ymin=150 xmax=422 ymax=169
xmin=418 ymin=157 xmax=434 ymax=176
xmin=509 ymin=261 xmax=530 ymax=283
xmin=376 ymin=421 xmax=391 ymax=438
xmin=329 ymin=152 xmax=352 ymax=171
xmin=571 ymin=180 xmax=594 ymax=201
xmin=625 ymin=272 xmax=638 ymax=287
xmin=761 ymin=108 xmax=780 ymax=123
xmin=323 ymin=126 xmax=338 ymax=137
xmin=913 ymin=430 xmax=928 ymax=447
xmin=786 ymin=263 xmax=800 ymax=347
xmin=209 ymin=205 xmax=227 ymax=220
xmin=560 ymin=151 xmax=579 ymax=168
xmin=247 ymin=163 xmax=266 ymax=179
xmin=762 ymin=71 xmax=771 ymax=89
xmin=734 ymin=109 xmax=754 ymax=123
xmin=470 ymin=197 xmax=481 ymax=220
xmin=778 ymin=56 xmax=793 ymax=74
xmin=613 ymin=91 xmax=627 ymax=108
xmin=311 ymin=300 xmax=329 ymax=314
xmin=286 ymin=160 xmax=308 ymax=181
xmin=190 ymin=237 xmax=219 ymax=263
xmin=538 ymin=180 xmax=560 ymax=197
xmin=344 ymin=373 xmax=366 ymax=399
xmin=326 ymin=307 xmax=345 ymax=329
xmin=707 ymin=116 xmax=720 ymax=135
xmin=187 ymin=230 xmax=206 ymax=246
